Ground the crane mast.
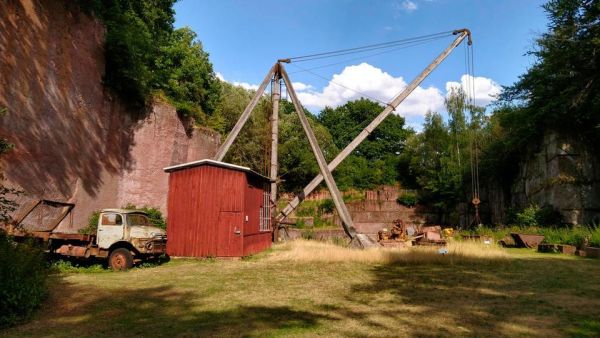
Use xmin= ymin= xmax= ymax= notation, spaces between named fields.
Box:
xmin=277 ymin=29 xmax=472 ymax=223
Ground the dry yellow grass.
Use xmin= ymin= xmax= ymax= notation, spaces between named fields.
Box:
xmin=268 ymin=238 xmax=509 ymax=265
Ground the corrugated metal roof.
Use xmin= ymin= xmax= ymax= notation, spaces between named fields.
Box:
xmin=163 ymin=159 xmax=271 ymax=181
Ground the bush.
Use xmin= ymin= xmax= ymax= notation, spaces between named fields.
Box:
xmin=397 ymin=192 xmax=418 ymax=207
xmin=79 ymin=210 xmax=100 ymax=235
xmin=123 ymin=204 xmax=166 ymax=230
xmin=0 ymin=233 xmax=49 ymax=328
xmin=51 ymin=259 xmax=107 ymax=274
xmin=318 ymin=199 xmax=335 ymax=214
xmin=515 ymin=204 xmax=563 ymax=227
xmin=79 ymin=205 xmax=166 ymax=234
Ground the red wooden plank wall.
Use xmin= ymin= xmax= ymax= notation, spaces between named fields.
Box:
xmin=167 ymin=165 xmax=245 ymax=257
xmin=243 ymin=175 xmax=271 ymax=255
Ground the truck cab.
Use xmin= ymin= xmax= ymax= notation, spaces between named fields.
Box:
xmin=97 ymin=209 xmax=167 ymax=270
xmin=1 ymin=200 xmax=167 ymax=271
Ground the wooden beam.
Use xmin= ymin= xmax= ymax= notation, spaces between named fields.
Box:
xmin=270 ymin=66 xmax=281 ymax=206
xmin=214 ymin=64 xmax=277 ymax=161
xmin=278 ymin=31 xmax=469 ymax=221
xmin=280 ymin=65 xmax=357 ymax=238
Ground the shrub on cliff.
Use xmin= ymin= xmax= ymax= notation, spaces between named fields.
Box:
xmin=0 ymin=233 xmax=49 ymax=328
xmin=80 ymin=0 xmax=220 ymax=120
xmin=397 ymin=192 xmax=418 ymax=208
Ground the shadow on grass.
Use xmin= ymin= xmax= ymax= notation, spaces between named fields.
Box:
xmin=6 ymin=280 xmax=333 ymax=337
xmin=340 ymin=254 xmax=600 ymax=337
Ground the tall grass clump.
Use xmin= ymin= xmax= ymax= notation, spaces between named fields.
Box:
xmin=0 ymin=234 xmax=49 ymax=328
xmin=270 ymin=239 xmax=508 ymax=265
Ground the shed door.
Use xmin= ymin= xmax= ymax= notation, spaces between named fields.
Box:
xmin=217 ymin=211 xmax=243 ymax=257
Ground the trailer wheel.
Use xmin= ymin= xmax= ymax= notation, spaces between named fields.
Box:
xmin=109 ymin=248 xmax=133 ymax=271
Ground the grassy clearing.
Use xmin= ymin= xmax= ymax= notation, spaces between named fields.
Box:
xmin=2 ymin=240 xmax=600 ymax=337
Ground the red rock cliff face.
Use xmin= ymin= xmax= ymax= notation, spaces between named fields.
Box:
xmin=0 ymin=0 xmax=220 ymax=231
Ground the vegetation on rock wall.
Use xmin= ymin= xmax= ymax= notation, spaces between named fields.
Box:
xmin=81 ymin=0 xmax=220 ymax=120
xmin=481 ymin=0 xmax=600 ymax=187
xmin=400 ymin=0 xmax=599 ymax=224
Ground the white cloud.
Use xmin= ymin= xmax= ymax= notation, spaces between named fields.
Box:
xmin=445 ymin=74 xmax=502 ymax=107
xmin=396 ymin=0 xmax=418 ymax=13
xmin=216 ymin=72 xmax=260 ymax=91
xmin=292 ymin=82 xmax=313 ymax=91
xmin=295 ymin=62 xmax=444 ymax=118
xmin=232 ymin=81 xmax=259 ymax=91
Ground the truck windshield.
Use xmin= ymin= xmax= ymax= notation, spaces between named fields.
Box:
xmin=127 ymin=214 xmax=151 ymax=226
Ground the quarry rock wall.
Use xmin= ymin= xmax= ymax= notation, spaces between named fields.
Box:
xmin=511 ymin=132 xmax=600 ymax=224
xmin=0 ymin=0 xmax=220 ymax=232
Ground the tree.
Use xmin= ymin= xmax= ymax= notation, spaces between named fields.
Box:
xmin=278 ymin=101 xmax=339 ymax=192
xmin=81 ymin=0 xmax=221 ymax=121
xmin=211 ymin=82 xmax=272 ymax=174
xmin=208 ymin=82 xmax=255 ymax=136
xmin=500 ymin=0 xmax=600 ymax=145
xmin=402 ymin=87 xmax=489 ymax=218
xmin=319 ymin=98 xmax=411 ymax=160
xmin=154 ymin=27 xmax=221 ymax=121
xmin=319 ymin=98 xmax=412 ymax=189
xmin=83 ymin=0 xmax=176 ymax=104
xmin=480 ymin=0 xmax=600 ymax=191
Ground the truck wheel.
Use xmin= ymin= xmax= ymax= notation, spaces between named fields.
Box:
xmin=109 ymin=248 xmax=133 ymax=271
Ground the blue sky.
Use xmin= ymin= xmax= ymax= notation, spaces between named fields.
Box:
xmin=174 ymin=0 xmax=548 ymax=128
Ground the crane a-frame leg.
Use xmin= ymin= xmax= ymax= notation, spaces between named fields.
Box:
xmin=279 ymin=65 xmax=357 ymax=240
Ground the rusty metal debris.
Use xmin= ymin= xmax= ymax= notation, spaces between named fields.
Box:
xmin=538 ymin=243 xmax=576 ymax=255
xmin=377 ymin=219 xmax=447 ymax=247
xmin=511 ymin=233 xmax=545 ymax=248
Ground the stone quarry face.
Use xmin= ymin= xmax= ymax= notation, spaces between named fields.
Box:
xmin=0 ymin=0 xmax=220 ymax=232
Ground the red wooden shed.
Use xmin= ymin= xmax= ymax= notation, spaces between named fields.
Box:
xmin=163 ymin=159 xmax=272 ymax=257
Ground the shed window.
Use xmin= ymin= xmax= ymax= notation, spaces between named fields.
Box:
xmin=260 ymin=183 xmax=271 ymax=231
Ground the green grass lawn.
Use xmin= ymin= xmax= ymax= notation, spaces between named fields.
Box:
xmin=3 ymin=242 xmax=600 ymax=337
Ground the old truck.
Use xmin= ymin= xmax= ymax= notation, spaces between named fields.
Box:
xmin=1 ymin=200 xmax=167 ymax=270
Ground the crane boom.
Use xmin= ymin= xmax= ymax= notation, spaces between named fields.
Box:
xmin=277 ymin=29 xmax=471 ymax=222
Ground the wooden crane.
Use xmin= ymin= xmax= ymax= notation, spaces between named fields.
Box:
xmin=214 ymin=29 xmax=472 ymax=248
